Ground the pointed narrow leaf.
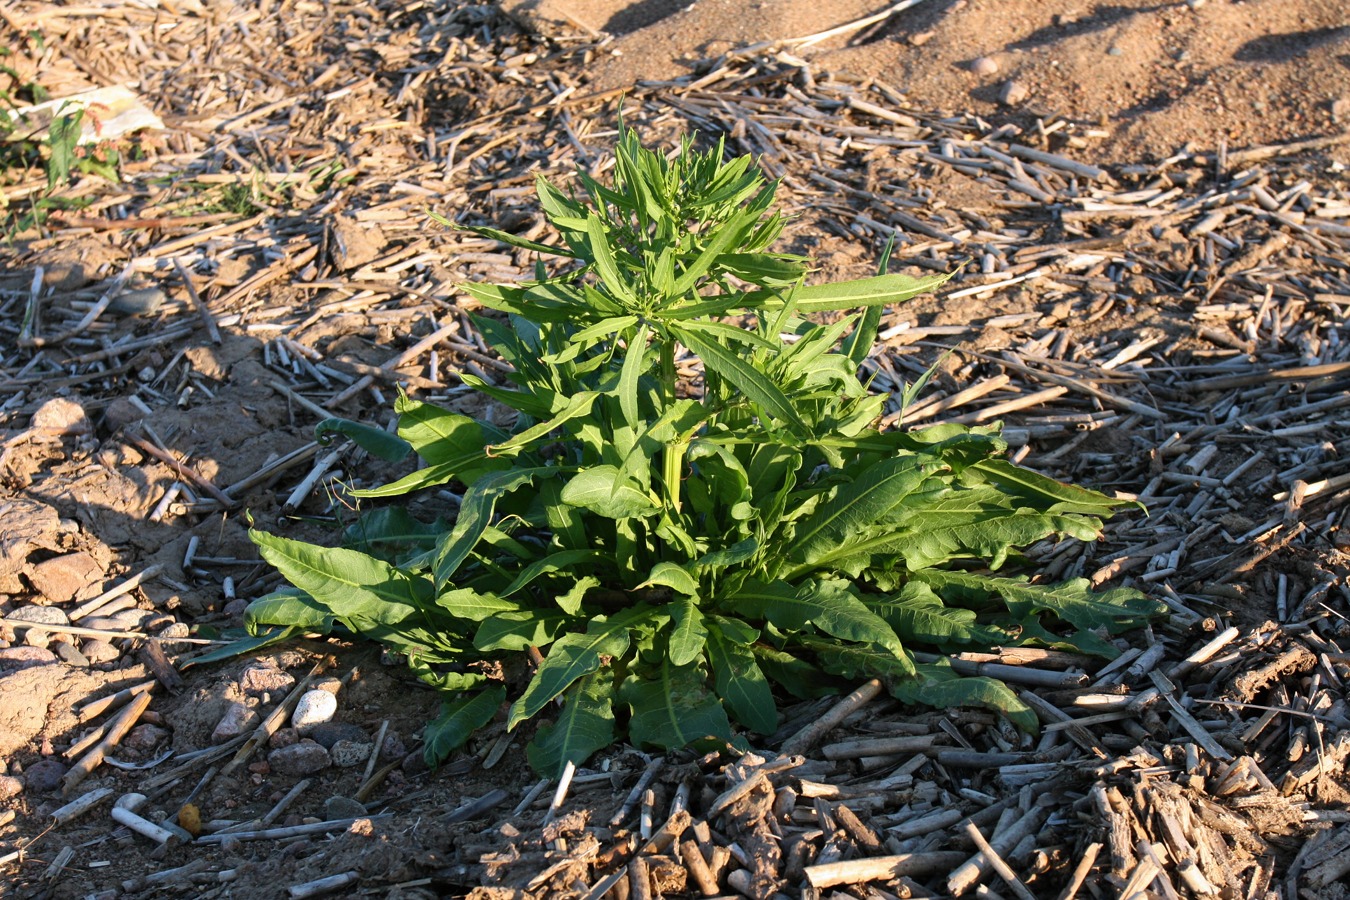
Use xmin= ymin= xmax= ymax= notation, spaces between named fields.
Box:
xmin=423 ymin=686 xmax=507 ymax=768
xmin=672 ymin=324 xmax=805 ymax=431
xmin=768 ymin=272 xmax=951 ymax=313
xmin=433 ymin=468 xmax=550 ymax=588
xmin=706 ymin=623 xmax=777 ymax=734
xmin=617 ymin=323 xmax=648 ymax=429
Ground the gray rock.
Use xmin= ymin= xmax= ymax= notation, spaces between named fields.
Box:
xmin=212 ymin=702 xmax=258 ymax=745
xmin=0 ymin=775 xmax=22 ymax=799
xmin=306 ymin=723 xmax=368 ymax=750
xmin=23 ymin=758 xmax=67 ymax=794
xmin=30 ymin=398 xmax=91 ymax=436
xmin=322 ymin=795 xmax=367 ymax=821
xmin=81 ymin=639 xmax=119 ymax=664
xmin=267 ymin=740 xmax=331 ymax=777
xmin=970 ymin=56 xmax=999 ymax=76
xmin=291 ymin=690 xmax=337 ymax=732
xmin=999 ymin=80 xmax=1030 ymax=106
xmin=53 ymin=642 xmax=89 ymax=667
xmin=330 ymin=739 xmax=372 ymax=768
xmin=7 ymin=606 xmax=70 ymax=626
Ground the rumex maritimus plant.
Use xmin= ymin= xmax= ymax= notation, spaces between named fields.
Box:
xmin=242 ymin=128 xmax=1163 ymax=774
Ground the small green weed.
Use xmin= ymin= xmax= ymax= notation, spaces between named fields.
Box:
xmin=238 ymin=129 xmax=1163 ymax=774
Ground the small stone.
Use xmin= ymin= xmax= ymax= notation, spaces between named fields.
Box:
xmin=970 ymin=56 xmax=999 ymax=76
xmin=291 ymin=689 xmax=337 ymax=732
xmin=312 ymin=676 xmax=343 ymax=695
xmin=1185 ymin=0 xmax=1206 ymax=8
xmin=306 ymin=722 xmax=368 ymax=750
xmin=212 ymin=702 xmax=259 ymax=745
xmin=101 ymin=397 xmax=148 ymax=432
xmin=108 ymin=609 xmax=152 ymax=630
xmin=7 ymin=606 xmax=70 ymax=627
xmin=999 ymin=80 xmax=1030 ymax=106
xmin=1107 ymin=46 xmax=1123 ymax=57
xmin=81 ymin=639 xmax=120 ymax=664
xmin=238 ymin=662 xmax=295 ymax=698
xmin=0 ymin=647 xmax=58 ymax=670
xmin=23 ymin=758 xmax=67 ymax=794
xmin=80 ymin=617 xmax=120 ymax=632
xmin=381 ymin=731 xmax=407 ymax=761
xmin=124 ymin=723 xmax=169 ymax=752
xmin=30 ymin=398 xmax=92 ymax=437
xmin=267 ymin=740 xmax=331 ymax=776
xmin=1333 ymin=97 xmax=1350 ymax=124
xmin=323 ymin=795 xmax=367 ymax=821
xmin=330 ymin=739 xmax=372 ymax=768
xmin=155 ymin=622 xmax=192 ymax=652
xmin=108 ymin=287 xmax=165 ymax=317
xmin=0 ymin=776 xmax=22 ymax=799
xmin=269 ymin=727 xmax=300 ymax=750
xmin=53 ymin=642 xmax=89 ymax=667
xmin=909 ymin=30 xmax=934 ymax=47
xmin=222 ymin=598 xmax=250 ymax=620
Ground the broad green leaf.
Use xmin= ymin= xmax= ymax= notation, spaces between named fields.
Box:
xmin=639 ymin=561 xmax=700 ymax=597
xmin=508 ymin=607 xmax=650 ymax=728
xmin=752 ymin=644 xmax=839 ymax=699
xmin=243 ymin=588 xmax=335 ymax=634
xmin=556 ymin=576 xmax=598 ymax=616
xmin=250 ymin=531 xmax=430 ymax=625
xmin=395 ymin=395 xmax=507 ymax=468
xmin=314 ymin=417 xmax=411 ymax=461
xmin=726 ymin=578 xmax=910 ymax=667
xmin=473 ymin=610 xmax=569 ymax=651
xmin=561 ymin=465 xmax=656 ymax=519
xmin=706 ymin=624 xmax=777 ymax=734
xmin=622 ymin=658 xmax=734 ymax=751
xmin=437 ymin=587 xmax=521 ymax=621
xmin=423 ymin=686 xmax=506 ymax=768
xmin=889 ymin=663 xmax=1038 ymax=734
xmin=672 ymin=323 xmax=806 ymax=432
xmin=343 ymin=507 xmax=446 ymax=559
xmin=865 ymin=582 xmax=999 ymax=649
xmin=667 ymin=595 xmax=708 ymax=666
xmin=408 ymin=658 xmax=489 ymax=693
xmin=783 ymin=454 xmax=941 ymax=570
xmin=801 ymin=636 xmax=916 ymax=682
xmin=970 ymin=459 xmax=1142 ymax=516
xmin=899 ymin=506 xmax=1104 ymax=571
xmin=695 ymin=538 xmax=758 ymax=572
xmin=432 ymin=468 xmax=551 ymax=588
xmin=527 ymin=673 xmax=616 ymax=777
xmin=915 ymin=570 xmax=1165 ymax=639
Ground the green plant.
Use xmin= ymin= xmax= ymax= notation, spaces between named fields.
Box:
xmin=241 ymin=129 xmax=1163 ymax=774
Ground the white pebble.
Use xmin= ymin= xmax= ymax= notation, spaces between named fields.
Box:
xmin=290 ymin=689 xmax=337 ymax=732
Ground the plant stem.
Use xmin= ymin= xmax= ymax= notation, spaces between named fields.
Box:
xmin=659 ymin=339 xmax=682 ymax=513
